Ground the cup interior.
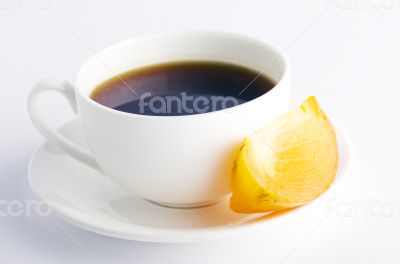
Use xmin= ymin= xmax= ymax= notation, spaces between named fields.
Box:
xmin=77 ymin=32 xmax=288 ymax=104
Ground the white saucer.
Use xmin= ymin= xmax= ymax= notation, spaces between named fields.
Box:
xmin=28 ymin=118 xmax=352 ymax=243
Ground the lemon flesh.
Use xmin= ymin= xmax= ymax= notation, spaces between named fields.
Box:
xmin=230 ymin=96 xmax=338 ymax=213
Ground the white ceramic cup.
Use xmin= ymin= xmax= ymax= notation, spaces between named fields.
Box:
xmin=28 ymin=32 xmax=291 ymax=208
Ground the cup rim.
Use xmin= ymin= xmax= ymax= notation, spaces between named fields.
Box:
xmin=76 ymin=31 xmax=291 ymax=119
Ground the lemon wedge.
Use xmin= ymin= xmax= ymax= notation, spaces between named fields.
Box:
xmin=230 ymin=96 xmax=338 ymax=213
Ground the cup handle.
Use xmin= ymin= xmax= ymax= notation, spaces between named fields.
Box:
xmin=28 ymin=79 xmax=100 ymax=171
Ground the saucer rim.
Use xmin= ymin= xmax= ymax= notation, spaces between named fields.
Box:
xmin=28 ymin=118 xmax=353 ymax=243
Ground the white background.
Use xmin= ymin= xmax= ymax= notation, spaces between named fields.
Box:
xmin=1 ymin=0 xmax=400 ymax=263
